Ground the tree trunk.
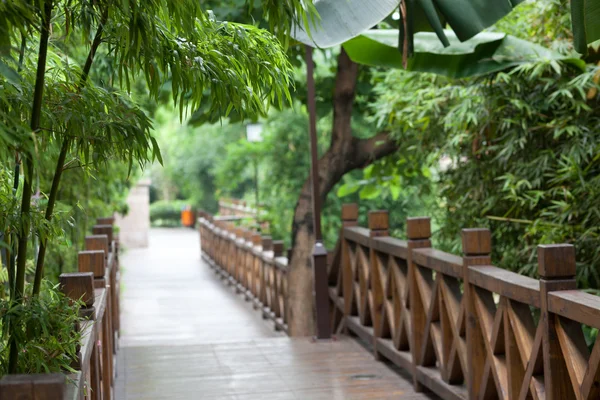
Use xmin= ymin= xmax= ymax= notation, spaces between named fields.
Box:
xmin=286 ymin=50 xmax=398 ymax=336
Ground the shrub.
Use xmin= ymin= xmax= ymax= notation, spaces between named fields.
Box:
xmin=149 ymin=200 xmax=189 ymax=227
xmin=0 ymin=281 xmax=83 ymax=375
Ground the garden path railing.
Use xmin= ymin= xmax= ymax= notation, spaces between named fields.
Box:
xmin=199 ymin=204 xmax=600 ymax=400
xmin=0 ymin=217 xmax=121 ymax=400
xmin=199 ymin=212 xmax=289 ymax=332
xmin=217 ymin=198 xmax=269 ymax=231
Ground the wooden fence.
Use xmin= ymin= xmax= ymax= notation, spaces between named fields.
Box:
xmin=200 ymin=204 xmax=600 ymax=400
xmin=217 ymin=198 xmax=269 ymax=231
xmin=218 ymin=198 xmax=257 ymax=218
xmin=199 ymin=212 xmax=289 ymax=332
xmin=0 ymin=217 xmax=121 ymax=400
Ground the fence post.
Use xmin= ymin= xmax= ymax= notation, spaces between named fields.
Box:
xmin=60 ymin=272 xmax=99 ymax=399
xmin=233 ymin=228 xmax=244 ymax=290
xmin=248 ymin=232 xmax=262 ymax=300
xmin=313 ymin=238 xmax=331 ymax=340
xmin=92 ymin=225 xmax=113 ymax=249
xmin=461 ymin=228 xmax=492 ymax=399
xmin=78 ymin=250 xmax=114 ymax=400
xmin=368 ymin=210 xmax=389 ymax=359
xmin=407 ymin=217 xmax=432 ymax=391
xmin=260 ymin=236 xmax=273 ymax=308
xmin=538 ymin=244 xmax=578 ymax=400
xmin=341 ymin=204 xmax=359 ymax=322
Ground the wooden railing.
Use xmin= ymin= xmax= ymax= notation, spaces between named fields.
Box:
xmin=0 ymin=217 xmax=121 ymax=400
xmin=217 ymin=198 xmax=269 ymax=231
xmin=218 ymin=198 xmax=257 ymax=218
xmin=328 ymin=204 xmax=600 ymax=400
xmin=199 ymin=212 xmax=289 ymax=332
xmin=200 ymin=204 xmax=600 ymax=399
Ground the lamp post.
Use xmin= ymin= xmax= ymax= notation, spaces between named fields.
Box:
xmin=246 ymin=123 xmax=263 ymax=230
xmin=305 ymin=45 xmax=331 ymax=340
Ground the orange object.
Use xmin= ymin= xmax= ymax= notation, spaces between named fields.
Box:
xmin=181 ymin=209 xmax=195 ymax=227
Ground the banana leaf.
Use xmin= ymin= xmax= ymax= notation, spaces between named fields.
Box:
xmin=343 ymin=30 xmax=585 ymax=79
xmin=291 ymin=0 xmax=525 ymax=49
xmin=291 ymin=0 xmax=399 ymax=48
xmin=571 ymin=0 xmax=600 ymax=54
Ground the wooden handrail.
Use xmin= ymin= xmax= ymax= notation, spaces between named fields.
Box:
xmin=199 ymin=215 xmax=289 ymax=333
xmin=199 ymin=204 xmax=600 ymax=399
xmin=0 ymin=216 xmax=122 ymax=400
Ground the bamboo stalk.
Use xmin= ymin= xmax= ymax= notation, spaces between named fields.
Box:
xmin=32 ymin=6 xmax=109 ymax=296
xmin=10 ymin=0 xmax=54 ymax=374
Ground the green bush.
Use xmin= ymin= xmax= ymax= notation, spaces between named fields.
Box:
xmin=0 ymin=281 xmax=83 ymax=375
xmin=149 ymin=200 xmax=189 ymax=227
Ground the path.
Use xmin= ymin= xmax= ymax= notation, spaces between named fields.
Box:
xmin=115 ymin=228 xmax=437 ymax=399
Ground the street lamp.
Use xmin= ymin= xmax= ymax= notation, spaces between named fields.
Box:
xmin=246 ymin=123 xmax=263 ymax=230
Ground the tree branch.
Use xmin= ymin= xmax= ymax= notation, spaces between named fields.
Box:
xmin=352 ymin=131 xmax=398 ymax=168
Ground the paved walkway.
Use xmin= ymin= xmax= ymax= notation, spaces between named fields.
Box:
xmin=118 ymin=228 xmax=280 ymax=347
xmin=115 ymin=228 xmax=437 ymax=399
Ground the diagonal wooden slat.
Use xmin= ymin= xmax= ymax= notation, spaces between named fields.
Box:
xmin=478 ymin=355 xmax=500 ymax=399
xmin=488 ymin=300 xmax=508 ymax=399
xmin=419 ymin=274 xmax=441 ymax=368
xmin=555 ymin=316 xmax=590 ymax=398
xmin=505 ymin=303 xmax=527 ymax=400
xmin=581 ymin=334 xmax=600 ymax=400
xmin=518 ymin=324 xmax=545 ymax=400
xmin=473 ymin=287 xmax=497 ymax=345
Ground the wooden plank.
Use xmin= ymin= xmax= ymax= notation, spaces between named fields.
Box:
xmin=468 ymin=265 xmax=540 ymax=308
xmin=274 ymin=256 xmax=289 ymax=271
xmin=64 ymin=372 xmax=81 ymax=400
xmin=548 ymin=290 xmax=600 ymax=329
xmin=79 ymin=321 xmax=96 ymax=368
xmin=343 ymin=226 xmax=371 ymax=247
xmin=94 ymin=288 xmax=107 ymax=322
xmin=375 ymin=338 xmax=413 ymax=371
xmin=370 ymin=236 xmax=409 ymax=259
xmin=415 ymin=366 xmax=468 ymax=400
xmin=329 ymin=287 xmax=344 ymax=311
xmin=412 ymin=248 xmax=463 ymax=279
xmin=346 ymin=316 xmax=375 ymax=345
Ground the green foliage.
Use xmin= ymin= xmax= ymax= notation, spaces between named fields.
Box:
xmin=0 ymin=281 xmax=83 ymax=375
xmin=150 ymin=200 xmax=189 ymax=227
xmin=150 ymin=109 xmax=247 ymax=213
xmin=343 ymin=29 xmax=585 ymax=78
xmin=369 ymin=60 xmax=600 ymax=290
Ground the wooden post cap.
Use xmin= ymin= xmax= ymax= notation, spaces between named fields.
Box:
xmin=368 ymin=210 xmax=389 ymax=231
xmin=78 ymin=250 xmax=105 ymax=278
xmin=273 ymin=241 xmax=285 ymax=257
xmin=92 ymin=224 xmax=113 ymax=245
xmin=406 ymin=217 xmax=431 ymax=240
xmin=251 ymin=233 xmax=262 ymax=246
xmin=342 ymin=203 xmax=359 ymax=221
xmin=538 ymin=244 xmax=576 ymax=279
xmin=85 ymin=235 xmax=109 ymax=255
xmin=96 ymin=216 xmax=115 ymax=225
xmin=461 ymin=228 xmax=492 ymax=255
xmin=60 ymin=272 xmax=94 ymax=307
xmin=262 ymin=236 xmax=273 ymax=251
